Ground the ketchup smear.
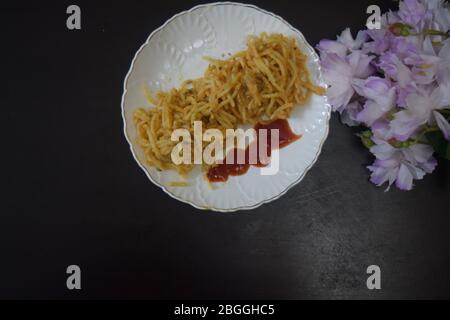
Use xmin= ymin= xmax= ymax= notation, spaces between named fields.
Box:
xmin=207 ymin=119 xmax=300 ymax=182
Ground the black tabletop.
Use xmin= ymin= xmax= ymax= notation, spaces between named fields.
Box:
xmin=2 ymin=0 xmax=450 ymax=299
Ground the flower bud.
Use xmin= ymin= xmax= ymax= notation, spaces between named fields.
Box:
xmin=357 ymin=130 xmax=374 ymax=149
xmin=389 ymin=23 xmax=412 ymax=36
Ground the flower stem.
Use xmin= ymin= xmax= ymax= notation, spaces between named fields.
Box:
xmin=424 ymin=29 xmax=449 ymax=37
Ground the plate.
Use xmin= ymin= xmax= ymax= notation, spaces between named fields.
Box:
xmin=121 ymin=2 xmax=331 ymax=212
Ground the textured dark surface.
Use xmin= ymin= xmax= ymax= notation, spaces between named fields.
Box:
xmin=1 ymin=0 xmax=450 ymax=299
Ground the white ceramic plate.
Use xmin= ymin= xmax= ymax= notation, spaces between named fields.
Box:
xmin=121 ymin=2 xmax=330 ymax=212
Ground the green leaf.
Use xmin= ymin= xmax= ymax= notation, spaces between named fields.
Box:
xmin=425 ymin=130 xmax=450 ymax=160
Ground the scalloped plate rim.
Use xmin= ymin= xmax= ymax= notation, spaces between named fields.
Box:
xmin=121 ymin=1 xmax=331 ymax=213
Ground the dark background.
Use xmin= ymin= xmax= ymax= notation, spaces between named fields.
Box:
xmin=1 ymin=0 xmax=450 ymax=299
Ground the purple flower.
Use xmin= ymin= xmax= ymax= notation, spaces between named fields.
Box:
xmin=320 ymin=50 xmax=374 ymax=112
xmin=317 ymin=40 xmax=347 ymax=58
xmin=368 ymin=141 xmax=437 ymax=191
xmin=364 ymin=11 xmax=400 ymax=55
xmin=378 ymin=52 xmax=411 ymax=86
xmin=378 ymin=52 xmax=417 ymax=106
xmin=390 ymin=37 xmax=419 ymax=62
xmin=390 ymin=84 xmax=450 ymax=141
xmin=371 ymin=119 xmax=392 ymax=140
xmin=336 ymin=28 xmax=368 ymax=51
xmin=398 ymin=0 xmax=429 ymax=31
xmin=317 ymin=0 xmax=450 ymax=191
xmin=317 ymin=28 xmax=367 ymax=58
xmin=364 ymin=29 xmax=392 ymax=55
xmin=352 ymin=77 xmax=396 ymax=126
xmin=420 ymin=37 xmax=450 ymax=85
xmin=377 ymin=42 xmax=438 ymax=106
xmin=423 ymin=0 xmax=450 ymax=33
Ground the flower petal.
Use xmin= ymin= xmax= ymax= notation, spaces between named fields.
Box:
xmin=398 ymin=0 xmax=427 ymax=30
xmin=403 ymin=143 xmax=435 ymax=163
xmin=337 ymin=28 xmax=368 ymax=51
xmin=390 ymin=109 xmax=426 ymax=141
xmin=433 ymin=110 xmax=450 ymax=140
xmin=421 ymin=157 xmax=438 ymax=173
xmin=356 ymin=101 xmax=385 ymax=126
xmin=367 ymin=159 xmax=398 ymax=188
xmin=395 ymin=163 xmax=414 ymax=191
xmin=320 ymin=53 xmax=354 ymax=111
xmin=370 ymin=142 xmax=398 ymax=160
xmin=317 ymin=40 xmax=347 ymax=58
xmin=347 ymin=51 xmax=374 ymax=78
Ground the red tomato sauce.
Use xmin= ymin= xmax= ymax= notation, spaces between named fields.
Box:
xmin=207 ymin=119 xmax=300 ymax=182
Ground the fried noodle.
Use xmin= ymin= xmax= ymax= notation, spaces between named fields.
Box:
xmin=133 ymin=33 xmax=325 ymax=176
